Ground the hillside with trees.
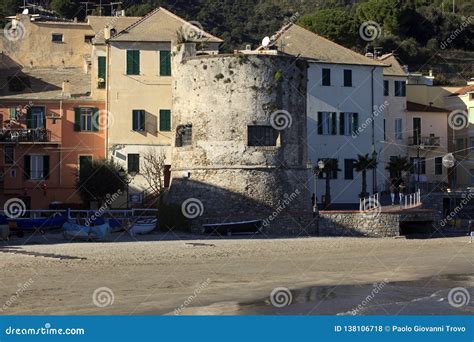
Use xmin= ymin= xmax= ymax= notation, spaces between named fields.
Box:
xmin=1 ymin=0 xmax=473 ymax=83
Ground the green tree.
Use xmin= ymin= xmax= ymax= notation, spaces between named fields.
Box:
xmin=353 ymin=154 xmax=377 ymax=198
xmin=385 ymin=155 xmax=411 ymax=185
xmin=320 ymin=159 xmax=341 ymax=209
xmin=50 ymin=0 xmax=81 ymax=19
xmin=76 ymin=159 xmax=128 ymax=207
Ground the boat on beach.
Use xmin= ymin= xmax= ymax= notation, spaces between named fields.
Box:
xmin=128 ymin=218 xmax=157 ymax=236
xmin=62 ymin=221 xmax=110 ymax=241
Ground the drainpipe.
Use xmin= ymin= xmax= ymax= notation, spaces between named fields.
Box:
xmin=105 ymin=43 xmax=110 ymax=159
xmin=371 ymin=66 xmax=377 ymax=194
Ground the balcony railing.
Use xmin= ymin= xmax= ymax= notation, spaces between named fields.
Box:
xmin=0 ymin=128 xmax=53 ymax=143
xmin=408 ymin=136 xmax=440 ymax=146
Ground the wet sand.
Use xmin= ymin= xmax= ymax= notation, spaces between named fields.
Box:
xmin=0 ymin=233 xmax=472 ymax=315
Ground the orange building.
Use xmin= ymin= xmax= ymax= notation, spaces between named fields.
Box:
xmin=0 ymin=66 xmax=105 ymax=209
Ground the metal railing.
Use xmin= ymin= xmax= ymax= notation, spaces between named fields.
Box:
xmin=359 ymin=193 xmax=380 ymax=211
xmin=0 ymin=128 xmax=52 ymax=143
xmin=408 ymin=136 xmax=440 ymax=146
xmin=400 ymin=189 xmax=422 ymax=209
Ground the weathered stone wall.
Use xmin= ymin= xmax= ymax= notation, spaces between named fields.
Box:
xmin=168 ymin=52 xmax=315 ymax=235
xmin=319 ymin=212 xmax=400 ymax=237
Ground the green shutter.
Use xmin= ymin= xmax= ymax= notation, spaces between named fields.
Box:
xmin=24 ymin=155 xmax=31 ymax=179
xmin=127 ymin=50 xmax=140 ymax=75
xmin=331 ymin=112 xmax=337 ymax=135
xmin=98 ymin=56 xmax=106 ymax=79
xmin=140 ymin=110 xmax=145 ymax=131
xmin=352 ymin=113 xmax=359 ymax=136
xmin=9 ymin=107 xmax=16 ymax=120
xmin=74 ymin=108 xmax=81 ymax=131
xmin=317 ymin=112 xmax=323 ymax=135
xmin=26 ymin=107 xmax=33 ymax=128
xmin=339 ymin=113 xmax=345 ymax=135
xmin=160 ymin=51 xmax=171 ymax=76
xmin=92 ymin=108 xmax=99 ymax=131
xmin=43 ymin=155 xmax=50 ymax=179
xmin=160 ymin=109 xmax=171 ymax=131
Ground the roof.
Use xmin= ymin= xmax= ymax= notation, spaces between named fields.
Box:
xmin=379 ymin=53 xmax=408 ymax=77
xmin=0 ymin=67 xmax=92 ymax=101
xmin=261 ymin=24 xmax=386 ymax=67
xmin=449 ymin=85 xmax=474 ymax=96
xmin=87 ymin=15 xmax=142 ymax=38
xmin=406 ymin=101 xmax=449 ymax=113
xmin=109 ymin=7 xmax=222 ymax=43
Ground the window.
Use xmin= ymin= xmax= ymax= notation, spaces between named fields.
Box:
xmin=322 ymin=68 xmax=331 ymax=86
xmin=160 ymin=50 xmax=171 ymax=76
xmin=317 ymin=112 xmax=337 ymax=135
xmin=79 ymin=156 xmax=92 ymax=171
xmin=98 ymin=56 xmax=106 ymax=87
xmin=9 ymin=107 xmax=18 ymax=121
xmin=4 ymin=146 xmax=14 ymax=165
xmin=176 ymin=124 xmax=192 ymax=147
xmin=247 ymin=125 xmax=278 ymax=146
xmin=159 ymin=109 xmax=171 ymax=131
xmin=338 ymin=112 xmax=358 ymax=136
xmin=132 ymin=110 xmax=145 ymax=132
xmin=84 ymin=35 xmax=95 ymax=43
xmin=456 ymin=138 xmax=464 ymax=152
xmin=52 ymin=33 xmax=63 ymax=42
xmin=410 ymin=157 xmax=426 ymax=174
xmin=384 ymin=80 xmax=389 ymax=96
xmin=435 ymin=157 xmax=443 ymax=175
xmin=394 ymin=80 xmax=406 ymax=97
xmin=24 ymin=155 xmax=49 ymax=180
xmin=74 ymin=108 xmax=99 ymax=132
xmin=127 ymin=154 xmax=140 ymax=174
xmin=344 ymin=159 xmax=355 ymax=179
xmin=395 ymin=119 xmax=403 ymax=140
xmin=27 ymin=107 xmax=45 ymax=129
xmin=343 ymin=70 xmax=352 ymax=87
xmin=126 ymin=50 xmax=140 ymax=75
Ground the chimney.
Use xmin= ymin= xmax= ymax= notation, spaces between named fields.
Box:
xmin=62 ymin=80 xmax=71 ymax=97
xmin=104 ymin=26 xmax=111 ymax=40
xmin=467 ymin=78 xmax=474 ymax=86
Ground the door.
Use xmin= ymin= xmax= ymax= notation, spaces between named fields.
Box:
xmin=413 ymin=117 xmax=421 ymax=145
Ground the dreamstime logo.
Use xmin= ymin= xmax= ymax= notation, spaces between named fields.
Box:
xmin=270 ymin=287 xmax=292 ymax=308
xmin=440 ymin=16 xmax=474 ymax=50
xmin=270 ymin=110 xmax=293 ymax=130
xmin=447 ymin=287 xmax=470 ymax=308
xmin=359 ymin=21 xmax=381 ymax=41
xmin=262 ymin=189 xmax=300 ymax=228
xmin=181 ymin=198 xmax=204 ymax=219
xmin=352 ymin=101 xmax=389 ymax=138
xmin=181 ymin=21 xmax=204 ymax=41
xmin=442 ymin=153 xmax=456 ymax=168
xmin=93 ymin=110 xmax=114 ymax=130
xmin=174 ymin=278 xmax=211 ymax=315
xmin=0 ymin=278 xmax=34 ymax=313
xmin=440 ymin=192 xmax=474 ymax=227
xmin=92 ymin=287 xmax=115 ymax=308
xmin=350 ymin=279 xmax=388 ymax=315
xmin=85 ymin=190 xmax=122 ymax=227
xmin=359 ymin=198 xmax=381 ymax=219
xmin=448 ymin=110 xmax=469 ymax=131
xmin=4 ymin=198 xmax=26 ymax=218
xmin=3 ymin=21 xmax=25 ymax=41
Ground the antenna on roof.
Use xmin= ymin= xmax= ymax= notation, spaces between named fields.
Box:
xmin=107 ymin=2 xmax=123 ymax=16
xmin=80 ymin=2 xmax=95 ymax=16
xmin=261 ymin=36 xmax=271 ymax=48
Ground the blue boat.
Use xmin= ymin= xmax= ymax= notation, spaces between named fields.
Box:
xmin=63 ymin=221 xmax=109 ymax=241
xmin=8 ymin=214 xmax=66 ymax=232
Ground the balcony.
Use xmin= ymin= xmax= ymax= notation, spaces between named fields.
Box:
xmin=0 ymin=128 xmax=57 ymax=144
xmin=408 ymin=135 xmax=440 ymax=147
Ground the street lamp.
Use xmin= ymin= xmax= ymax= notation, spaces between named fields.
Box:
xmin=416 ymin=142 xmax=425 ymax=191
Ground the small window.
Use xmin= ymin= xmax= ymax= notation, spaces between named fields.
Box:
xmin=395 ymin=119 xmax=403 ymax=140
xmin=29 ymin=107 xmax=45 ymax=129
xmin=74 ymin=107 xmax=99 ymax=132
xmin=98 ymin=56 xmax=106 ymax=87
xmin=26 ymin=155 xmax=49 ymax=180
xmin=4 ymin=146 xmax=14 ymax=165
xmin=159 ymin=109 xmax=171 ymax=131
xmin=344 ymin=159 xmax=354 ymax=179
xmin=132 ymin=110 xmax=145 ymax=132
xmin=84 ymin=35 xmax=95 ymax=43
xmin=80 ymin=108 xmax=94 ymax=131
xmin=247 ymin=125 xmax=278 ymax=146
xmin=343 ymin=70 xmax=352 ymax=87
xmin=394 ymin=80 xmax=406 ymax=97
xmin=384 ymin=80 xmax=389 ymax=96
xmin=127 ymin=154 xmax=140 ymax=174
xmin=338 ymin=112 xmax=358 ymax=136
xmin=52 ymin=33 xmax=63 ymax=42
xmin=435 ymin=157 xmax=443 ymax=175
xmin=322 ymin=68 xmax=331 ymax=86
xmin=176 ymin=124 xmax=193 ymax=147
xmin=126 ymin=50 xmax=140 ymax=75
xmin=410 ymin=157 xmax=426 ymax=174
xmin=317 ymin=112 xmax=337 ymax=135
xmin=160 ymin=51 xmax=171 ymax=76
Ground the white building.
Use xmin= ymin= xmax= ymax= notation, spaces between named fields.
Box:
xmin=271 ymin=24 xmax=386 ymax=206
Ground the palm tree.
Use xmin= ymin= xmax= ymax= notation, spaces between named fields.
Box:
xmin=353 ymin=154 xmax=377 ymax=198
xmin=385 ymin=155 xmax=411 ymax=186
xmin=320 ymin=159 xmax=341 ymax=209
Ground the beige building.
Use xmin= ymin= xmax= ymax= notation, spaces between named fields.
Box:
xmin=102 ymin=7 xmax=222 ymax=205
xmin=444 ymin=82 xmax=474 ymax=188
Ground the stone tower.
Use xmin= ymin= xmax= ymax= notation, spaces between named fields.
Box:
xmin=168 ymin=48 xmax=316 ymax=235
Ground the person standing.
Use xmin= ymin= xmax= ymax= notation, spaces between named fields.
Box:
xmin=389 ymin=183 xmax=396 ymax=205
xmin=398 ymin=182 xmax=406 ymax=206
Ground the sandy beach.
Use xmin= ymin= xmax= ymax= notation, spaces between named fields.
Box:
xmin=0 ymin=233 xmax=472 ymax=315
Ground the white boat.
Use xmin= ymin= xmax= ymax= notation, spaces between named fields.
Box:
xmin=63 ymin=221 xmax=110 ymax=241
xmin=128 ymin=219 xmax=157 ymax=236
